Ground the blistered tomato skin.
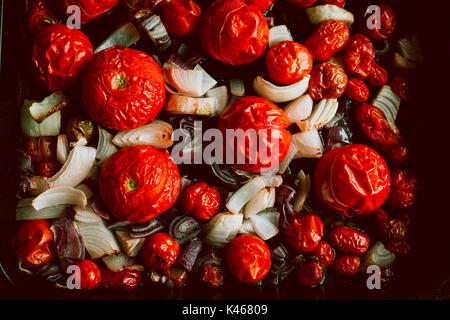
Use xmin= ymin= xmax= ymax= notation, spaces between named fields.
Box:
xmin=344 ymin=34 xmax=374 ymax=79
xmin=320 ymin=0 xmax=345 ymax=7
xmin=308 ymin=62 xmax=348 ymax=100
xmin=388 ymin=169 xmax=418 ymax=209
xmin=182 ymin=182 xmax=221 ymax=220
xmin=329 ymin=226 xmax=370 ymax=255
xmin=32 ymin=24 xmax=93 ymax=91
xmin=101 ymin=268 xmax=142 ymax=290
xmin=366 ymin=60 xmax=388 ymax=87
xmin=305 ymin=20 xmax=350 ymax=62
xmin=344 ymin=78 xmax=370 ymax=102
xmin=81 ymin=46 xmax=166 ymax=131
xmin=99 ymin=145 xmax=180 ymax=223
xmin=217 ymin=96 xmax=291 ymax=173
xmin=297 ymin=263 xmax=323 ymax=287
xmin=27 ymin=0 xmax=60 ymax=33
xmin=245 ymin=0 xmax=276 ymax=12
xmin=285 ymin=214 xmax=324 ymax=252
xmin=288 ymin=0 xmax=319 ymax=8
xmin=332 ymin=255 xmax=360 ymax=275
xmin=62 ymin=0 xmax=119 ymax=24
xmin=364 ymin=4 xmax=396 ymax=40
xmin=226 ymin=234 xmax=271 ymax=284
xmin=198 ymin=0 xmax=269 ymax=66
xmin=162 ymin=0 xmax=201 ymax=37
xmin=75 ymin=260 xmax=102 ymax=289
xmin=265 ymin=41 xmax=313 ymax=85
xmin=311 ymin=240 xmax=335 ymax=267
xmin=142 ymin=233 xmax=180 ymax=271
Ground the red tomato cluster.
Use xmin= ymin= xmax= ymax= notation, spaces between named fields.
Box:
xmin=182 ymin=182 xmax=221 ymax=220
xmin=142 ymin=233 xmax=180 ymax=271
xmin=284 ymin=214 xmax=324 ymax=252
xmin=161 ymin=0 xmax=202 ymax=37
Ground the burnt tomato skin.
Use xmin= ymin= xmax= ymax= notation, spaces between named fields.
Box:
xmin=81 ymin=46 xmax=166 ymax=131
xmin=62 ymin=0 xmax=119 ymax=24
xmin=99 ymin=145 xmax=180 ymax=223
xmin=32 ymin=24 xmax=93 ymax=91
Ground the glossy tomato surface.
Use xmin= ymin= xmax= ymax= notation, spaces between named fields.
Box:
xmin=182 ymin=182 xmax=221 ymax=220
xmin=161 ymin=0 xmax=201 ymax=37
xmin=142 ymin=233 xmax=180 ymax=271
xmin=75 ymin=260 xmax=101 ymax=289
xmin=62 ymin=0 xmax=119 ymax=24
xmin=284 ymin=214 xmax=324 ymax=252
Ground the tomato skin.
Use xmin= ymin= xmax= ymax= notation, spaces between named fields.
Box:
xmin=344 ymin=34 xmax=374 ymax=79
xmin=387 ymin=169 xmax=418 ymax=209
xmin=364 ymin=4 xmax=396 ymax=40
xmin=329 ymin=226 xmax=370 ymax=255
xmin=74 ymin=260 xmax=101 ymax=289
xmin=101 ymin=268 xmax=142 ymax=290
xmin=374 ymin=209 xmax=411 ymax=254
xmin=308 ymin=62 xmax=348 ymax=100
xmin=32 ymin=24 xmax=93 ymax=91
xmin=200 ymin=263 xmax=224 ymax=288
xmin=265 ymin=41 xmax=313 ymax=85
xmin=297 ymin=263 xmax=323 ymax=287
xmin=344 ymin=78 xmax=369 ymax=102
xmin=11 ymin=220 xmax=54 ymax=268
xmin=99 ymin=145 xmax=180 ymax=223
xmin=320 ymin=0 xmax=345 ymax=7
xmin=142 ymin=233 xmax=180 ymax=271
xmin=284 ymin=214 xmax=324 ymax=252
xmin=366 ymin=60 xmax=388 ymax=87
xmin=226 ymin=234 xmax=271 ymax=284
xmin=62 ymin=0 xmax=119 ymax=24
xmin=389 ymin=71 xmax=411 ymax=101
xmin=27 ymin=0 xmax=60 ymax=33
xmin=332 ymin=255 xmax=360 ymax=275
xmin=161 ymin=0 xmax=201 ymax=37
xmin=288 ymin=0 xmax=319 ymax=8
xmin=245 ymin=0 xmax=276 ymax=12
xmin=305 ymin=20 xmax=350 ymax=62
xmin=37 ymin=160 xmax=62 ymax=177
xmin=198 ymin=0 xmax=269 ymax=66
xmin=182 ymin=182 xmax=220 ymax=220
xmin=311 ymin=240 xmax=335 ymax=267
xmin=217 ymin=96 xmax=291 ymax=173
xmin=24 ymin=137 xmax=56 ymax=163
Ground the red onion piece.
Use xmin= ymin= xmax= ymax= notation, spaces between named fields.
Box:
xmin=91 ymin=197 xmax=111 ymax=220
xmin=52 ymin=217 xmax=85 ymax=261
xmin=179 ymin=239 xmax=202 ymax=272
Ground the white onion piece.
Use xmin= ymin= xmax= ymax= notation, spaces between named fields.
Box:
xmin=56 ymin=134 xmax=69 ymax=164
xmin=278 ymin=142 xmax=298 ymax=174
xmin=397 ymin=35 xmax=424 ymax=64
xmin=113 ymin=120 xmax=173 ymax=149
xmin=76 ymin=184 xmax=94 ymax=199
xmin=226 ymin=177 xmax=266 ymax=214
xmin=102 ymin=253 xmax=129 ymax=272
xmin=306 ymin=5 xmax=354 ymax=25
xmin=194 ymin=64 xmax=218 ymax=95
xmin=115 ymin=230 xmax=146 ymax=257
xmin=95 ymin=22 xmax=141 ymax=54
xmin=77 ymin=220 xmax=121 ymax=259
xmin=249 ymin=214 xmax=279 ymax=240
xmin=230 ymin=78 xmax=245 ymax=97
xmin=16 ymin=198 xmax=66 ymax=220
xmin=204 ymin=212 xmax=243 ymax=247
xmin=268 ymin=25 xmax=293 ymax=47
xmin=371 ymin=85 xmax=401 ymax=134
xmin=244 ymin=187 xmax=276 ymax=218
xmin=165 ymin=68 xmax=204 ymax=97
xmin=257 ymin=209 xmax=280 ymax=226
xmin=29 ymin=91 xmax=68 ymax=123
xmin=360 ymin=241 xmax=396 ymax=271
xmin=21 ymin=100 xmax=61 ymax=137
xmin=293 ymin=170 xmax=311 ymax=212
xmin=96 ymin=127 xmax=118 ymax=164
xmin=206 ymin=85 xmax=229 ymax=115
xmin=31 ymin=186 xmax=87 ymax=211
xmin=283 ymin=94 xmax=313 ymax=123
xmin=297 ymin=99 xmax=338 ymax=132
xmin=292 ymin=129 xmax=324 ymax=159
xmin=260 ymin=175 xmax=283 ymax=187
xmin=47 ymin=145 xmax=96 ymax=189
xmin=393 ymin=52 xmax=416 ymax=70
xmin=238 ymin=219 xmax=256 ymax=234
xmin=164 ymin=94 xmax=220 ymax=116
xmin=253 ymin=74 xmax=310 ymax=103
xmin=73 ymin=202 xmax=102 ymax=223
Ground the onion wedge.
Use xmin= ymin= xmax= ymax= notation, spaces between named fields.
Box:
xmin=115 ymin=229 xmax=146 ymax=257
xmin=21 ymin=100 xmax=61 ymax=137
xmin=31 ymin=186 xmax=87 ymax=211
xmin=113 ymin=120 xmax=173 ymax=149
xmin=269 ymin=25 xmax=293 ymax=47
xmin=77 ymin=220 xmax=121 ymax=259
xmin=95 ymin=22 xmax=141 ymax=54
xmin=194 ymin=64 xmax=218 ymax=95
xmin=360 ymin=241 xmax=395 ymax=271
xmin=96 ymin=127 xmax=118 ymax=163
xmin=253 ymin=74 xmax=310 ymax=103
xmin=230 ymin=78 xmax=245 ymax=97
xmin=164 ymin=94 xmax=220 ymax=116
xmin=203 ymin=212 xmax=243 ymax=247
xmin=16 ymin=198 xmax=66 ymax=221
xmin=56 ymin=134 xmax=69 ymax=164
xmin=297 ymin=99 xmax=338 ymax=132
xmin=226 ymin=177 xmax=267 ymax=214
xmin=244 ymin=187 xmax=276 ymax=218
xmin=292 ymin=129 xmax=324 ymax=159
xmin=206 ymin=86 xmax=229 ymax=115
xmin=293 ymin=170 xmax=311 ymax=212
xmin=102 ymin=253 xmax=129 ymax=272
xmin=306 ymin=5 xmax=354 ymax=25
xmin=73 ymin=202 xmax=102 ymax=224
xmin=371 ymin=85 xmax=401 ymax=134
xmin=165 ymin=68 xmax=204 ymax=97
xmin=283 ymin=94 xmax=313 ymax=123
xmin=250 ymin=213 xmax=279 ymax=240
xmin=29 ymin=92 xmax=69 ymax=123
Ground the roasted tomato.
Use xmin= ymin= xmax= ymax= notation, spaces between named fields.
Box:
xmin=37 ymin=160 xmax=61 ymax=177
xmin=200 ymin=263 xmax=224 ymax=288
xmin=311 ymin=240 xmax=335 ymax=267
xmin=387 ymin=169 xmax=418 ymax=209
xmin=198 ymin=0 xmax=269 ymax=66
xmin=27 ymin=0 xmax=60 ymax=33
xmin=245 ymin=0 xmax=276 ymax=12
xmin=11 ymin=220 xmax=54 ymax=267
xmin=297 ymin=263 xmax=323 ymax=287
xmin=182 ymin=182 xmax=220 ymax=220
xmin=99 ymin=145 xmax=180 ymax=223
xmin=332 ymin=254 xmax=360 ymax=275
xmin=285 ymin=214 xmax=324 ymax=252
xmin=308 ymin=62 xmax=348 ymax=100
xmin=61 ymin=0 xmax=119 ymax=24
xmin=288 ymin=0 xmax=318 ymax=8
xmin=329 ymin=226 xmax=370 ymax=255
xmin=313 ymin=144 xmax=391 ymax=217
xmin=389 ymin=71 xmax=411 ymax=101
xmin=366 ymin=60 xmax=388 ymax=87
xmin=226 ymin=234 xmax=271 ymax=284
xmin=305 ymin=20 xmax=350 ymax=62
xmin=165 ymin=265 xmax=188 ymax=287
xmin=101 ymin=268 xmax=142 ymax=290
xmin=142 ymin=233 xmax=180 ymax=271
xmin=363 ymin=4 xmax=396 ymax=40
xmin=161 ymin=0 xmax=201 ymax=37
xmin=320 ymin=0 xmax=345 ymax=7
xmin=24 ymin=136 xmax=56 ymax=163
xmin=74 ymin=259 xmax=101 ymax=289
xmin=344 ymin=78 xmax=369 ymax=102
xmin=374 ymin=209 xmax=411 ymax=254
xmin=344 ymin=34 xmax=374 ymax=79
xmin=81 ymin=46 xmax=166 ymax=131
xmin=32 ymin=24 xmax=93 ymax=91
xmin=217 ymin=96 xmax=291 ymax=173
xmin=265 ymin=40 xmax=313 ymax=85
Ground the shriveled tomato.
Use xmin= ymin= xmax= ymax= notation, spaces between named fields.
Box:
xmin=74 ymin=259 xmax=101 ymax=289
xmin=12 ymin=220 xmax=54 ymax=267
xmin=81 ymin=46 xmax=166 ymax=131
xmin=226 ymin=234 xmax=271 ymax=284
xmin=217 ymin=96 xmax=291 ymax=173
xmin=198 ymin=0 xmax=269 ymax=66
xmin=344 ymin=78 xmax=369 ymax=102
xmin=374 ymin=209 xmax=411 ymax=254
xmin=27 ymin=0 xmax=60 ymax=33
xmin=344 ymin=33 xmax=374 ymax=79
xmin=332 ymin=255 xmax=360 ymax=275
xmin=265 ymin=40 xmax=313 ymax=85
xmin=200 ymin=263 xmax=224 ymax=288
xmin=32 ymin=24 xmax=93 ymax=91
xmin=387 ymin=168 xmax=418 ymax=209
xmin=99 ymin=145 xmax=180 ymax=223
xmin=389 ymin=71 xmax=411 ymax=101
xmin=245 ymin=0 xmax=276 ymax=12
xmin=182 ymin=182 xmax=220 ymax=220
xmin=305 ymin=20 xmax=350 ymax=62
xmin=284 ymin=214 xmax=324 ymax=252
xmin=320 ymin=0 xmax=345 ymax=7
xmin=329 ymin=226 xmax=370 ymax=255
xmin=37 ymin=160 xmax=61 ymax=177
xmin=101 ymin=268 xmax=142 ymax=290
xmin=311 ymin=240 xmax=335 ymax=267
xmin=288 ymin=0 xmax=318 ymax=8
xmin=142 ymin=233 xmax=180 ymax=271
xmin=308 ymin=62 xmax=348 ymax=100
xmin=297 ymin=263 xmax=323 ymax=287
xmin=313 ymin=144 xmax=391 ymax=217
xmin=24 ymin=137 xmax=56 ymax=163
xmin=161 ymin=0 xmax=201 ymax=37
xmin=61 ymin=0 xmax=119 ymax=24
xmin=165 ymin=265 xmax=188 ymax=287
xmin=363 ymin=4 xmax=396 ymax=40
xmin=366 ymin=59 xmax=388 ymax=87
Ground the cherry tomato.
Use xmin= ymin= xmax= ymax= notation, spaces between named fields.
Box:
xmin=142 ymin=233 xmax=180 ymax=271
xmin=37 ymin=160 xmax=61 ymax=177
xmin=288 ymin=0 xmax=319 ymax=8
xmin=344 ymin=34 xmax=374 ymax=79
xmin=374 ymin=209 xmax=411 ymax=254
xmin=320 ymin=0 xmax=345 ymax=7
xmin=198 ymin=0 xmax=269 ymax=66
xmin=245 ymin=0 xmax=276 ymax=12
xmin=27 ymin=0 xmax=60 ymax=33
xmin=81 ymin=46 xmax=166 ymax=131
xmin=101 ymin=268 xmax=142 ymax=290
xmin=217 ymin=96 xmax=291 ymax=173
xmin=332 ymin=254 xmax=360 ymax=275
xmin=344 ymin=78 xmax=370 ymax=102
xmin=165 ymin=265 xmax=188 ymax=287
xmin=61 ymin=0 xmax=119 ymax=24
xmin=308 ymin=62 xmax=348 ymax=100
xmin=265 ymin=40 xmax=313 ymax=85
xmin=387 ymin=169 xmax=418 ymax=209
xmin=305 ymin=20 xmax=350 ymax=62
xmin=161 ymin=0 xmax=201 ymax=37
xmin=226 ymin=234 xmax=271 ymax=284
xmin=182 ymin=182 xmax=220 ymax=220
xmin=99 ymin=145 xmax=180 ymax=223
xmin=74 ymin=260 xmax=101 ymax=289
xmin=32 ymin=24 xmax=93 ymax=91
xmin=389 ymin=71 xmax=411 ymax=101
xmin=366 ymin=60 xmax=388 ymax=87
xmin=200 ymin=263 xmax=224 ymax=288
xmin=329 ymin=226 xmax=370 ymax=255
xmin=311 ymin=240 xmax=335 ymax=267
xmin=284 ymin=214 xmax=324 ymax=252
xmin=11 ymin=220 xmax=54 ymax=267
xmin=297 ymin=263 xmax=323 ymax=287
xmin=24 ymin=137 xmax=56 ymax=163
xmin=363 ymin=4 xmax=396 ymax=40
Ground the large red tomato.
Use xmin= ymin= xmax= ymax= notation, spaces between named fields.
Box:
xmin=217 ymin=96 xmax=291 ymax=173
xmin=31 ymin=24 xmax=93 ymax=91
xmin=99 ymin=145 xmax=180 ymax=223
xmin=80 ymin=46 xmax=166 ymax=131
xmin=62 ymin=0 xmax=119 ymax=24
xmin=198 ymin=0 xmax=269 ymax=66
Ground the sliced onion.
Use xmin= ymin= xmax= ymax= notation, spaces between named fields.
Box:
xmin=29 ymin=92 xmax=68 ymax=123
xmin=32 ymin=186 xmax=87 ymax=210
xmin=73 ymin=202 xmax=102 ymax=223
xmin=244 ymin=187 xmax=276 ymax=218
xmin=51 ymin=217 xmax=85 ymax=261
xmin=260 ymin=175 xmax=283 ymax=187
xmin=360 ymin=241 xmax=396 ymax=271
xmin=164 ymin=95 xmax=220 ymax=116
xmin=179 ymin=239 xmax=202 ymax=272
xmin=95 ymin=22 xmax=141 ymax=54
xmin=293 ymin=170 xmax=311 ymax=212
xmin=112 ymin=120 xmax=173 ymax=149
xmin=194 ymin=64 xmax=218 ymax=95
xmin=169 ymin=215 xmax=201 ymax=245
xmin=226 ymin=176 xmax=267 ymax=214
xmin=249 ymin=214 xmax=279 ymax=240
xmin=278 ymin=142 xmax=298 ymax=174
xmin=206 ymin=86 xmax=229 ymax=116
xmin=115 ymin=229 xmax=146 ymax=257
xmin=371 ymin=85 xmax=401 ymax=134
xmin=283 ymin=94 xmax=313 ymax=123
xmin=203 ymin=212 xmax=243 ymax=247
xmin=102 ymin=253 xmax=129 ymax=272
xmin=238 ymin=219 xmax=255 ymax=234
xmin=96 ymin=127 xmax=118 ymax=164
xmin=56 ymin=134 xmax=69 ymax=164
xmin=292 ymin=129 xmax=324 ymax=159
xmin=297 ymin=99 xmax=339 ymax=132
xmin=77 ymin=220 xmax=121 ymax=259
xmin=141 ymin=15 xmax=171 ymax=51
xmin=257 ymin=208 xmax=280 ymax=226
xmin=269 ymin=25 xmax=293 ymax=47
xmin=253 ymin=74 xmax=310 ymax=103
xmin=393 ymin=52 xmax=417 ymax=70
xmin=21 ymin=100 xmax=60 ymax=137
xmin=306 ymin=5 xmax=354 ymax=25
xmin=130 ymin=218 xmax=164 ymax=238
xmin=91 ymin=197 xmax=111 ymax=220
xmin=165 ymin=68 xmax=204 ymax=97
xmin=397 ymin=35 xmax=424 ymax=64
xmin=230 ymin=78 xmax=245 ymax=97
xmin=16 ymin=198 xmax=66 ymax=220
